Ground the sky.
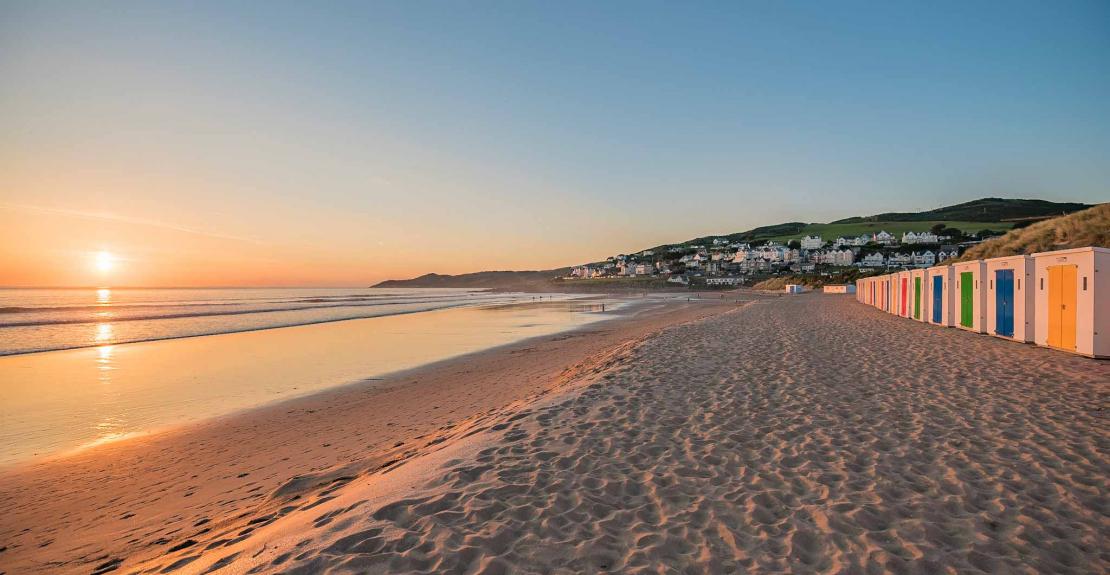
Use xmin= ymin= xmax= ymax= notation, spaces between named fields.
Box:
xmin=1 ymin=1 xmax=1108 ymax=287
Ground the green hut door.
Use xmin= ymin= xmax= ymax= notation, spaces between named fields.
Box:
xmin=959 ymin=271 xmax=974 ymax=327
xmin=913 ymin=277 xmax=922 ymax=319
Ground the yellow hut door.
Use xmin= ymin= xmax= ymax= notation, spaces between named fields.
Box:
xmin=1047 ymin=265 xmax=1078 ymax=350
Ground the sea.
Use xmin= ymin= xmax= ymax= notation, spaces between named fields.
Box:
xmin=0 ymin=287 xmax=601 ymax=356
xmin=0 ymin=288 xmax=623 ymax=465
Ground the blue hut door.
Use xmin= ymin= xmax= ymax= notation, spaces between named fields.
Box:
xmin=995 ymin=269 xmax=1014 ymax=337
xmin=932 ymin=275 xmax=943 ymax=323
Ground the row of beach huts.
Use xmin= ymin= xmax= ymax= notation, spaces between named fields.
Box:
xmin=854 ymin=247 xmax=1109 ymax=359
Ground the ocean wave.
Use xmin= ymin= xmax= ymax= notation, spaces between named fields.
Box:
xmin=0 ymin=298 xmax=483 ymax=327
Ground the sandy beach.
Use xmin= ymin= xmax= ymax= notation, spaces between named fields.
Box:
xmin=2 ymin=293 xmax=1108 ymax=574
xmin=0 ymin=295 xmax=742 ymax=574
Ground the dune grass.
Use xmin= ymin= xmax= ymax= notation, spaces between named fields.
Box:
xmin=951 ymin=203 xmax=1109 ymax=262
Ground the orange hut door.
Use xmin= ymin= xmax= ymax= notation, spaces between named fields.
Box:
xmin=1047 ymin=265 xmax=1078 ymax=350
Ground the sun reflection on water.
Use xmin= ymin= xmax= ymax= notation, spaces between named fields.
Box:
xmin=96 ymin=288 xmax=112 ymax=304
xmin=95 ymin=322 xmax=114 ymax=344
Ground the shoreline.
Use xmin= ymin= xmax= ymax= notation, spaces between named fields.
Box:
xmin=0 ymin=295 xmax=644 ymax=465
xmin=0 ymin=294 xmax=748 ymax=574
xmin=0 ymin=290 xmax=605 ymax=357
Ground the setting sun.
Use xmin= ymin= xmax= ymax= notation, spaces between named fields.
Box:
xmin=94 ymin=251 xmax=115 ymax=273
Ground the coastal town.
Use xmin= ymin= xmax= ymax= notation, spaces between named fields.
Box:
xmin=567 ymin=227 xmax=993 ymax=287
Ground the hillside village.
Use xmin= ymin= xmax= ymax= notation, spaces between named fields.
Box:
xmin=377 ymin=199 xmax=1095 ymax=291
xmin=567 ymin=227 xmax=991 ymax=288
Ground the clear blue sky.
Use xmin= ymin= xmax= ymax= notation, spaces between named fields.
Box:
xmin=1 ymin=1 xmax=1108 ymax=284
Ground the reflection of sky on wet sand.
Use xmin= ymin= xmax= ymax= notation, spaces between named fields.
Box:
xmin=481 ymin=297 xmax=624 ymax=314
xmin=0 ymin=302 xmax=620 ymax=466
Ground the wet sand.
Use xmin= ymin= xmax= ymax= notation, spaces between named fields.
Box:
xmin=0 ymin=295 xmax=744 ymax=574
xmin=3 ymin=293 xmax=1108 ymax=574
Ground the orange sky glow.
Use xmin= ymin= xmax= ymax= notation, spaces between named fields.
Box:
xmin=3 ymin=3 xmax=1107 ymax=287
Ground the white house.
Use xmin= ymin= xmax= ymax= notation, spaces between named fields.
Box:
xmin=936 ymin=249 xmax=959 ymax=262
xmin=832 ymin=249 xmax=855 ymax=266
xmin=764 ymin=245 xmax=789 ymax=262
xmin=800 ymin=235 xmax=824 ymax=250
xmin=872 ymin=231 xmax=896 ymax=245
xmin=834 ymin=236 xmax=870 ymax=247
xmin=858 ymin=252 xmax=885 ymax=267
xmin=912 ymin=251 xmax=936 ymax=267
xmin=809 ymin=249 xmax=854 ymax=266
xmin=887 ymin=252 xmax=913 ymax=266
xmin=902 ymin=231 xmax=939 ymax=244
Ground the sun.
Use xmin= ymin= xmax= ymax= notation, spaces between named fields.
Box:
xmin=95 ymin=251 xmax=115 ymax=272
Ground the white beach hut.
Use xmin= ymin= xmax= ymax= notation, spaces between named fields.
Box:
xmin=910 ymin=269 xmax=928 ymax=322
xmin=925 ymin=265 xmax=954 ymax=327
xmin=985 ymin=255 xmax=1035 ymax=343
xmin=952 ymin=260 xmax=987 ymax=333
xmin=1031 ymin=247 xmax=1109 ymax=358
xmin=888 ymin=274 xmax=896 ymax=317
xmin=884 ymin=274 xmax=894 ymax=313
xmin=897 ymin=270 xmax=913 ymax=318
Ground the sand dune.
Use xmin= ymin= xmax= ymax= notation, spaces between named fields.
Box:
xmin=3 ymin=293 xmax=1108 ymax=574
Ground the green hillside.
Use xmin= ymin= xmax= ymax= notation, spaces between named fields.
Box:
xmin=830 ymin=197 xmax=1090 ymax=224
xmin=663 ymin=197 xmax=1086 ymax=250
xmin=751 ymin=220 xmax=1012 ymax=244
xmin=376 ymin=197 xmax=1092 ymax=289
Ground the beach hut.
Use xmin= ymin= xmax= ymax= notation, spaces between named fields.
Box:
xmin=1031 ymin=247 xmax=1109 ymax=358
xmin=824 ymin=284 xmax=855 ymax=294
xmin=985 ymin=255 xmax=1035 ymax=343
xmin=925 ymin=265 xmax=954 ymax=327
xmin=892 ymin=272 xmax=902 ymax=316
xmin=785 ymin=284 xmax=805 ymax=294
xmin=897 ymin=271 xmax=913 ymax=318
xmin=952 ymin=260 xmax=987 ymax=333
xmin=910 ymin=269 xmax=927 ymax=322
xmin=884 ymin=274 xmax=894 ymax=313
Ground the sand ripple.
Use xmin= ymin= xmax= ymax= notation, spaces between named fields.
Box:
xmin=8 ymin=294 xmax=1109 ymax=574
xmin=216 ymin=295 xmax=1109 ymax=574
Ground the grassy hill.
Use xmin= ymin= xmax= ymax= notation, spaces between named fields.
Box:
xmin=830 ymin=197 xmax=1091 ymax=224
xmin=950 ymin=203 xmax=1109 ymax=263
xmin=734 ymin=220 xmax=1012 ymax=245
xmin=374 ymin=198 xmax=1094 ymax=288
xmin=373 ymin=269 xmax=570 ymax=291
xmin=655 ymin=197 xmax=1088 ymax=251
